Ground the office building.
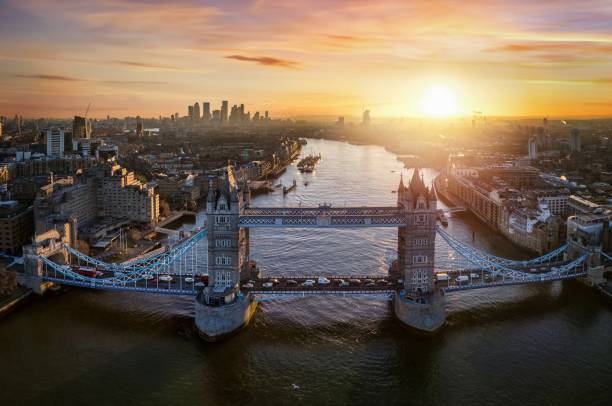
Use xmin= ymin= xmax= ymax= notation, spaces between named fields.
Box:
xmin=203 ymin=102 xmax=211 ymax=122
xmin=188 ymin=105 xmax=194 ymax=120
xmin=136 ymin=116 xmax=143 ymax=137
xmin=46 ymin=127 xmax=65 ymax=158
xmin=0 ymin=201 xmax=34 ymax=255
xmin=528 ymin=135 xmax=537 ymax=159
xmin=34 ymin=163 xmax=160 ymax=234
xmin=570 ymin=128 xmax=581 ymax=152
xmin=193 ymin=102 xmax=201 ymax=120
xmin=362 ymin=110 xmax=371 ymax=127
xmin=221 ymin=101 xmax=229 ymax=124
xmin=72 ymin=116 xmax=91 ymax=139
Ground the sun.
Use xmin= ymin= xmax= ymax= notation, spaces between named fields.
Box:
xmin=420 ymin=85 xmax=460 ymax=117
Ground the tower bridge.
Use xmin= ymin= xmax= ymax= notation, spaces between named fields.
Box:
xmin=20 ymin=166 xmax=609 ymax=341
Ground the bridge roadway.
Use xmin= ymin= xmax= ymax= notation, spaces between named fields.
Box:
xmin=43 ymin=259 xmax=584 ymax=296
xmin=239 ymin=206 xmax=406 ymax=228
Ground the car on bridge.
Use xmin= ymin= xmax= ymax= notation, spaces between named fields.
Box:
xmin=317 ymin=277 xmax=331 ymax=285
xmin=302 ymin=279 xmax=315 ymax=287
xmin=262 ymin=282 xmax=274 ymax=288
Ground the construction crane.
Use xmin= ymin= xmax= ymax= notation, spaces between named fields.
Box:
xmin=84 ymin=102 xmax=91 ymax=118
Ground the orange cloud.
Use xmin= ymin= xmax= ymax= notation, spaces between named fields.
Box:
xmin=225 ymin=55 xmax=299 ymax=68
xmin=15 ymin=74 xmax=82 ymax=81
xmin=114 ymin=60 xmax=186 ymax=71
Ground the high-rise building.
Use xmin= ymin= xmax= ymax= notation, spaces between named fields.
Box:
xmin=528 ymin=135 xmax=538 ymax=159
xmin=535 ymin=126 xmax=545 ymax=148
xmin=72 ymin=116 xmax=91 ymax=139
xmin=570 ymin=128 xmax=581 ymax=152
xmin=193 ymin=102 xmax=201 ymax=120
xmin=46 ymin=127 xmax=65 ymax=158
xmin=221 ymin=101 xmax=229 ymax=124
xmin=136 ymin=116 xmax=143 ymax=137
xmin=252 ymin=111 xmax=260 ymax=123
xmin=0 ymin=121 xmax=2 ymax=136
xmin=336 ymin=116 xmax=345 ymax=128
xmin=212 ymin=109 xmax=221 ymax=123
xmin=203 ymin=102 xmax=211 ymax=122
xmin=362 ymin=109 xmax=371 ymax=127
xmin=188 ymin=105 xmax=194 ymax=120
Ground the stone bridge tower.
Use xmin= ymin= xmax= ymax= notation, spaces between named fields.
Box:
xmin=394 ymin=168 xmax=446 ymax=333
xmin=195 ymin=166 xmax=257 ymax=341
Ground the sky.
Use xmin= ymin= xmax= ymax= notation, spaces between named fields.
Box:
xmin=1 ymin=0 xmax=612 ymax=119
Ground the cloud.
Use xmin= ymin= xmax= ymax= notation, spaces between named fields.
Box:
xmin=225 ymin=55 xmax=299 ymax=68
xmin=15 ymin=74 xmax=83 ymax=81
xmin=114 ymin=60 xmax=185 ymax=71
xmin=14 ymin=73 xmax=166 ymax=85
xmin=489 ymin=42 xmax=612 ymax=54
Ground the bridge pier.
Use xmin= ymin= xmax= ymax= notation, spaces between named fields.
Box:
xmin=393 ymin=291 xmax=446 ymax=334
xmin=194 ymin=292 xmax=257 ymax=342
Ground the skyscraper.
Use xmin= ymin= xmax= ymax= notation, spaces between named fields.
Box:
xmin=73 ymin=116 xmax=91 ymax=139
xmin=193 ymin=102 xmax=201 ymax=120
xmin=362 ymin=109 xmax=371 ymax=127
xmin=203 ymin=102 xmax=211 ymax=122
xmin=528 ymin=135 xmax=537 ymax=159
xmin=221 ymin=101 xmax=229 ymax=125
xmin=46 ymin=127 xmax=65 ymax=157
xmin=212 ymin=110 xmax=221 ymax=123
xmin=570 ymin=128 xmax=581 ymax=152
xmin=188 ymin=105 xmax=194 ymax=120
xmin=136 ymin=116 xmax=143 ymax=137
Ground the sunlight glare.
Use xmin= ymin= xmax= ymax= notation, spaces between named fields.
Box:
xmin=420 ymin=85 xmax=460 ymax=117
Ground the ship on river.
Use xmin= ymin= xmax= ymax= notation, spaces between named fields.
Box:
xmin=297 ymin=153 xmax=321 ymax=173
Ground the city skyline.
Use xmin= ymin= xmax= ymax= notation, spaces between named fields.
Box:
xmin=2 ymin=0 xmax=612 ymax=118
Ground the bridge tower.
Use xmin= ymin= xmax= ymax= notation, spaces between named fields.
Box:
xmin=566 ymin=213 xmax=609 ymax=286
xmin=393 ymin=169 xmax=446 ymax=333
xmin=195 ymin=166 xmax=257 ymax=341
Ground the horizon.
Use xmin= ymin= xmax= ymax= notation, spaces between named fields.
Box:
xmin=2 ymin=1 xmax=612 ymax=119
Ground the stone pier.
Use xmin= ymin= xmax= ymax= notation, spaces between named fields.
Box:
xmin=194 ymin=292 xmax=257 ymax=341
xmin=393 ymin=291 xmax=446 ymax=334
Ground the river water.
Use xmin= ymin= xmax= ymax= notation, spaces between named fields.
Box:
xmin=1 ymin=139 xmax=611 ymax=405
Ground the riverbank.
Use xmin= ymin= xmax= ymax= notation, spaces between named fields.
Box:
xmin=0 ymin=287 xmax=33 ymax=318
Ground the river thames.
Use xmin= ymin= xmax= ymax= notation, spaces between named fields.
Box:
xmin=1 ymin=138 xmax=611 ymax=405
